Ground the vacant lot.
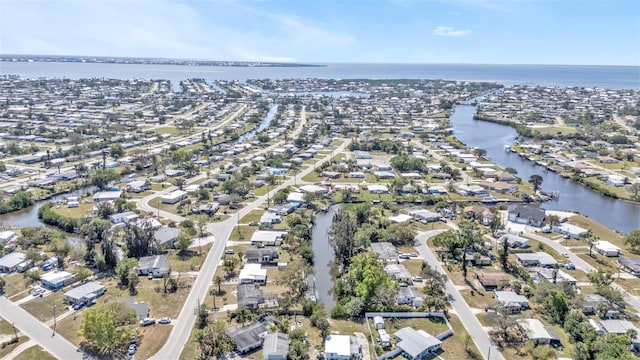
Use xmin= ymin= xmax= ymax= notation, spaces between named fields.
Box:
xmin=13 ymin=345 xmax=57 ymax=360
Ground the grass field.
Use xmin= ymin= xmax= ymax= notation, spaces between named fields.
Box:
xmin=0 ymin=336 xmax=29 ymax=359
xmin=51 ymin=203 xmax=94 ymax=219
xmin=13 ymin=345 xmax=56 ymax=360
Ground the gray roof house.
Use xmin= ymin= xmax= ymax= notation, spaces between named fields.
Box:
xmin=263 ymin=332 xmax=289 ymax=360
xmin=495 ymin=291 xmax=530 ymax=313
xmin=599 ymin=320 xmax=640 ymax=351
xmin=246 ymin=248 xmax=279 ymax=264
xmin=64 ymin=281 xmax=106 ymax=305
xmin=394 ymin=327 xmax=442 ymax=360
xmin=0 ymin=252 xmax=25 ymax=272
xmin=154 ymin=227 xmax=181 ymax=247
xmin=371 ymin=242 xmax=399 ymax=263
xmin=122 ymin=297 xmax=150 ymax=320
xmin=619 ymin=257 xmax=640 ymax=276
xmin=507 ymin=205 xmax=545 ymax=227
xmin=396 ymin=286 xmax=424 ymax=308
xmin=227 ymin=322 xmax=268 ymax=354
xmin=384 ymin=264 xmax=412 ymax=281
xmin=237 ymin=284 xmax=264 ymax=310
xmin=515 ymin=252 xmax=558 ymax=267
xmin=137 ymin=255 xmax=171 ymax=278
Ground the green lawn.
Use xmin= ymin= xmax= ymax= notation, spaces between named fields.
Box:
xmin=0 ymin=336 xmax=29 ymax=359
xmin=13 ymin=345 xmax=56 ymax=360
xmin=3 ymin=273 xmax=30 ymax=299
xmin=240 ymin=210 xmax=263 ymax=223
xmin=0 ymin=319 xmax=15 ymax=335
xmin=167 ymin=243 xmax=212 ymax=272
xmin=51 ymin=203 xmax=94 ymax=219
xmin=21 ymin=291 xmax=67 ymax=322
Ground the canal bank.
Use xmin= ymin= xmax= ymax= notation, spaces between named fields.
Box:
xmin=310 ymin=203 xmax=340 ymax=312
xmin=449 ymin=104 xmax=640 ymax=234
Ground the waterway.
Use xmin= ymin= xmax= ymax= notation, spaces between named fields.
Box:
xmin=311 ymin=204 xmax=340 ymax=311
xmin=449 ymin=104 xmax=640 ymax=234
xmin=237 ymin=103 xmax=279 ymax=142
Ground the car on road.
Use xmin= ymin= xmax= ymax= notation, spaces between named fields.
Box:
xmin=562 ymin=252 xmax=570 ymax=258
xmin=158 ymin=317 xmax=171 ymax=324
xmin=128 ymin=344 xmax=136 ymax=356
xmin=565 ymin=263 xmax=575 ymax=270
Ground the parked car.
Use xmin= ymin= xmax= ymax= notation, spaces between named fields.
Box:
xmin=32 ymin=288 xmax=45 ymax=297
xmin=412 ymin=276 xmax=423 ymax=282
xmin=248 ymin=221 xmax=258 ymax=226
xmin=225 ymin=249 xmax=235 ymax=255
xmin=158 ymin=317 xmax=171 ymax=324
xmin=128 ymin=344 xmax=136 ymax=356
xmin=72 ymin=302 xmax=85 ymax=311
xmin=140 ymin=317 xmax=156 ymax=326
xmin=565 ymin=263 xmax=575 ymax=270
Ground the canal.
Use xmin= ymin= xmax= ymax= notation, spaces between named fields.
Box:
xmin=311 ymin=204 xmax=339 ymax=311
xmin=449 ymin=104 xmax=640 ymax=234
xmin=237 ymin=103 xmax=279 ymax=142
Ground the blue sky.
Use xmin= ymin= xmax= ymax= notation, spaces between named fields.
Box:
xmin=1 ymin=0 xmax=639 ymax=65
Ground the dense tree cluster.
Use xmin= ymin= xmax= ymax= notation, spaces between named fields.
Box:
xmin=38 ymin=202 xmax=78 ymax=232
xmin=79 ymin=301 xmax=137 ymax=358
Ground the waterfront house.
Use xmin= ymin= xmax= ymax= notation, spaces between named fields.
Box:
xmin=552 ymin=223 xmax=588 ymax=239
xmin=507 ymin=205 xmax=545 ymax=227
xmin=251 ymin=231 xmax=286 ymax=247
xmin=239 ymin=264 xmax=267 ymax=285
xmin=594 ymin=241 xmax=621 ymax=257
xmin=245 ymin=248 xmax=279 ymax=264
xmin=92 ymin=191 xmax=123 ymax=202
xmin=618 ymin=257 xmax=640 ymax=276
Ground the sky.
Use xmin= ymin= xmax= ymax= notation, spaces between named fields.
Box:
xmin=1 ymin=0 xmax=639 ymax=66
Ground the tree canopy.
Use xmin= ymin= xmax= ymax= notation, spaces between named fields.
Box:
xmin=79 ymin=301 xmax=137 ymax=358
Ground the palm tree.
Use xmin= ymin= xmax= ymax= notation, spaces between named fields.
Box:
xmin=529 ymin=174 xmax=544 ymax=193
xmin=214 ymin=276 xmax=223 ymax=295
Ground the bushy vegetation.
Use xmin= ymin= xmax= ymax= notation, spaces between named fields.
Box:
xmin=38 ymin=202 xmax=78 ymax=232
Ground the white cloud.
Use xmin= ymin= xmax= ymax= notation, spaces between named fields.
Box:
xmin=433 ymin=26 xmax=472 ymax=37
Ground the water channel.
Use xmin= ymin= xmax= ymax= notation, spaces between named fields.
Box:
xmin=311 ymin=203 xmax=340 ymax=311
xmin=449 ymin=104 xmax=640 ymax=234
xmin=237 ymin=103 xmax=279 ymax=142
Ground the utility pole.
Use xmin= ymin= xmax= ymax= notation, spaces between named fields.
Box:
xmin=52 ymin=302 xmax=57 ymax=335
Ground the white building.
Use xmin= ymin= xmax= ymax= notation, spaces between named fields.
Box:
xmin=239 ymin=264 xmax=267 ymax=285
xmin=161 ymin=190 xmax=187 ymax=204
xmin=594 ymin=241 xmax=622 ymax=257
xmin=324 ymin=335 xmax=362 ymax=360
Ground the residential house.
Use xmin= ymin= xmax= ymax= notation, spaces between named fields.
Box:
xmin=583 ymin=294 xmax=619 ymax=319
xmin=239 ymin=264 xmax=267 ymax=285
xmin=137 ymin=255 xmax=171 ymax=278
xmin=0 ymin=252 xmax=25 ymax=272
xmin=552 ymin=223 xmax=588 ymax=239
xmin=237 ymin=284 xmax=265 ymax=310
xmin=371 ymin=242 xmax=399 ymax=263
xmin=394 ymin=327 xmax=442 ymax=360
xmin=598 ymin=320 xmax=640 ymax=351
xmin=0 ymin=231 xmax=18 ymax=244
xmin=499 ymin=234 xmax=530 ymax=248
xmin=40 ymin=270 xmax=75 ymax=290
xmin=246 ymin=248 xmax=279 ymax=264
xmin=161 ymin=190 xmax=187 ymax=204
xmin=618 ymin=257 xmax=640 ymax=276
xmin=260 ymin=212 xmax=282 ymax=228
xmin=507 ymin=205 xmax=545 ymax=227
xmin=154 ymin=227 xmax=181 ymax=247
xmin=515 ymin=252 xmax=558 ymax=268
xmin=367 ymin=184 xmax=389 ymax=194
xmin=109 ymin=211 xmax=139 ymax=224
xmin=92 ymin=191 xmax=123 ymax=202
xmin=384 ymin=263 xmax=412 ymax=281
xmin=408 ymin=209 xmax=441 ymax=223
xmin=263 ymin=332 xmax=289 ymax=360
xmin=227 ymin=322 xmax=268 ymax=354
xmin=251 ymin=231 xmax=286 ymax=247
xmin=474 ymin=271 xmax=508 ymax=291
xmin=396 ymin=287 xmax=424 ymax=308
xmin=324 ymin=335 xmax=362 ymax=360
xmin=495 ymin=291 xmax=530 ymax=313
xmin=64 ymin=281 xmax=106 ymax=305
xmin=517 ymin=319 xmax=561 ymax=346
xmin=537 ymin=268 xmax=577 ymax=286
xmin=122 ymin=297 xmax=150 ymax=321
xmin=594 ymin=241 xmax=621 ymax=257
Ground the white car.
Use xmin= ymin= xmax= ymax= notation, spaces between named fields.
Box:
xmin=562 ymin=252 xmax=570 ymax=258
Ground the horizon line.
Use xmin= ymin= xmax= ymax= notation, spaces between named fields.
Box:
xmin=1 ymin=53 xmax=639 ymax=68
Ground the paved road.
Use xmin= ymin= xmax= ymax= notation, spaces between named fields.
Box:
xmin=524 ymin=231 xmax=640 ymax=314
xmin=152 ymin=138 xmax=352 ymax=360
xmin=415 ymin=230 xmax=505 ymax=360
xmin=0 ymin=297 xmax=83 ymax=360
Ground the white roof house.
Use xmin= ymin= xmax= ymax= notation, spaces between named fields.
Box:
xmin=92 ymin=191 xmax=123 ymax=202
xmin=517 ymin=318 xmax=555 ymax=345
xmin=495 ymin=291 xmax=530 ymax=311
xmin=64 ymin=281 xmax=106 ymax=304
xmin=40 ymin=270 xmax=74 ymax=290
xmin=394 ymin=327 xmax=442 ymax=360
xmin=161 ymin=190 xmax=187 ymax=204
xmin=324 ymin=335 xmax=361 ymax=360
xmin=0 ymin=231 xmax=17 ymax=243
xmin=367 ymin=184 xmax=389 ymax=194
xmin=594 ymin=241 xmax=622 ymax=257
xmin=250 ymin=231 xmax=287 ymax=246
xmin=239 ymin=264 xmax=267 ymax=285
xmin=299 ymin=184 xmax=329 ymax=194
xmin=0 ymin=252 xmax=25 ymax=272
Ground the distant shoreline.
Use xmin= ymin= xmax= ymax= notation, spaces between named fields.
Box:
xmin=0 ymin=55 xmax=325 ymax=68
